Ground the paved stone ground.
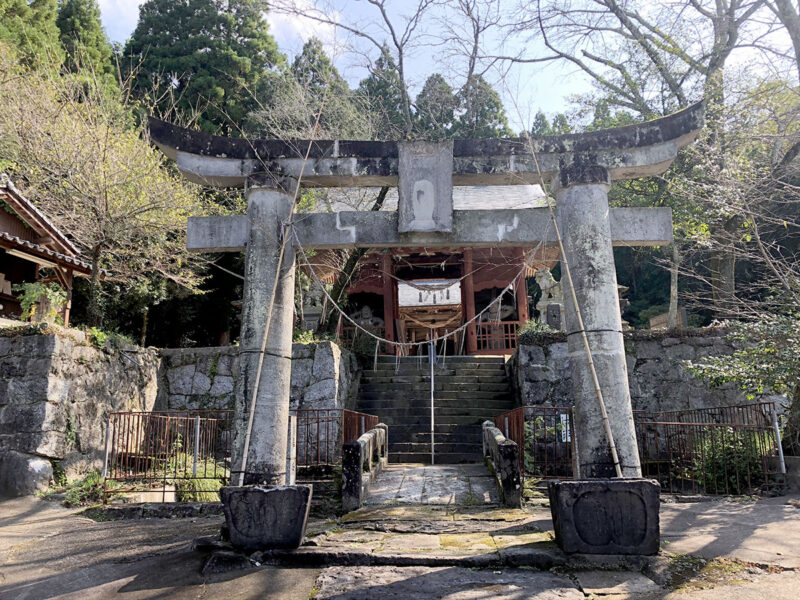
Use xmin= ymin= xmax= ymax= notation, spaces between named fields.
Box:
xmin=365 ymin=463 xmax=499 ymax=505
xmin=3 ymin=493 xmax=800 ymax=599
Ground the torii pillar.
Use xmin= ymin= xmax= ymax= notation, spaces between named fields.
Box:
xmin=234 ymin=175 xmax=297 ymax=486
xmin=554 ymin=164 xmax=641 ymax=478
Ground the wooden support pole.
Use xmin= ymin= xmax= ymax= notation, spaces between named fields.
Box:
xmin=382 ymin=252 xmax=395 ymax=355
xmin=463 ymin=249 xmax=477 ymax=355
xmin=515 ymin=249 xmax=529 ymax=324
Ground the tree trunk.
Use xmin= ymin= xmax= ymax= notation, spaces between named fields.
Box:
xmin=87 ymin=246 xmax=103 ymax=327
xmin=140 ymin=307 xmax=148 ymax=347
xmin=784 ymin=383 xmax=800 ymax=456
xmin=668 ymin=242 xmax=681 ymax=328
xmin=710 ymin=247 xmax=736 ymax=317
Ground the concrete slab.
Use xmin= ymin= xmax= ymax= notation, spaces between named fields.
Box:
xmin=660 ymin=498 xmax=800 ymax=568
xmin=313 ymin=566 xmax=583 ymax=599
xmin=575 ymin=570 xmax=662 ymax=596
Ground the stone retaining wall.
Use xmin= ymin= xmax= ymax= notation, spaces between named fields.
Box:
xmin=156 ymin=341 xmax=360 ymax=412
xmin=0 ymin=327 xmax=160 ymax=495
xmin=509 ymin=328 xmax=748 ymax=412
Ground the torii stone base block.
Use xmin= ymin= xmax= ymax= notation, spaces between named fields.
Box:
xmin=548 ymin=479 xmax=660 ymax=555
xmin=221 ymin=485 xmax=312 ymax=550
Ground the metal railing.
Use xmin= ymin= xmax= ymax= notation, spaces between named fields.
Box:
xmin=103 ymin=410 xmax=233 ymax=502
xmin=476 ymin=321 xmax=520 ymax=354
xmin=494 ymin=406 xmax=574 ymax=478
xmin=497 ymin=402 xmax=783 ymax=495
xmin=286 ymin=408 xmax=379 ymax=467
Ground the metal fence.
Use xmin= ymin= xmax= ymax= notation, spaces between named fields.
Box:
xmin=103 ymin=409 xmax=380 ymax=500
xmin=494 ymin=406 xmax=574 ymax=478
xmin=497 ymin=402 xmax=783 ymax=495
xmin=293 ymin=408 xmax=379 ymax=466
xmin=102 ymin=410 xmax=233 ymax=502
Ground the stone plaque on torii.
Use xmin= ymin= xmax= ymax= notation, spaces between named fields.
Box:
xmin=149 ymin=102 xmax=703 ymax=551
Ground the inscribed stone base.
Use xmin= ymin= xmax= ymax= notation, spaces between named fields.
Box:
xmin=220 ymin=485 xmax=312 ymax=550
xmin=548 ymin=479 xmax=660 ymax=555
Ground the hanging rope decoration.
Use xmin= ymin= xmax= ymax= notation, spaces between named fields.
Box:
xmin=290 ymin=225 xmax=550 ymax=349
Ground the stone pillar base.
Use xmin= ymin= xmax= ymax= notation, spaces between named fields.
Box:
xmin=548 ymin=479 xmax=660 ymax=555
xmin=221 ymin=485 xmax=312 ymax=550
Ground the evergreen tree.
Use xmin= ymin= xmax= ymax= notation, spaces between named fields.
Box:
xmin=414 ymin=73 xmax=457 ymax=140
xmin=530 ymin=111 xmax=551 ymax=137
xmin=454 ymin=75 xmax=512 ymax=138
xmin=0 ymin=0 xmax=63 ymax=68
xmin=247 ymin=37 xmax=368 ymax=138
xmin=124 ymin=0 xmax=284 ymax=134
xmin=56 ymin=0 xmax=112 ymax=75
xmin=357 ymin=45 xmax=406 ymax=139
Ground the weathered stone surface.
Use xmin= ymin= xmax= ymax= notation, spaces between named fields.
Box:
xmin=313 ymin=566 xmax=583 ymax=599
xmin=202 ymin=550 xmax=252 ymax=574
xmin=510 ymin=329 xmax=752 ymax=413
xmin=221 ymin=485 xmax=312 ymax=550
xmin=0 ymin=331 xmax=160 ymax=495
xmin=574 ymin=570 xmax=662 ymax=595
xmin=156 ymin=343 xmax=359 ymax=415
xmin=549 ymin=479 xmax=660 ymax=555
xmin=0 ymin=450 xmax=53 ymax=495
xmin=482 ymin=422 xmax=521 ymax=508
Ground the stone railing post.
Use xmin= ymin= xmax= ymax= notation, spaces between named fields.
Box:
xmin=554 ymin=164 xmax=642 ymax=479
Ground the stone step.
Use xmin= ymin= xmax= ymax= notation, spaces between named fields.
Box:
xmin=365 ymin=363 xmax=506 ymax=374
xmin=377 ymin=415 xmax=491 ymax=426
xmin=389 ymin=452 xmax=483 ymax=464
xmin=366 ymin=407 xmax=510 ymax=419
xmin=376 ymin=355 xmax=506 ymax=364
xmin=390 ymin=442 xmax=482 ymax=454
xmin=384 ymin=423 xmax=485 ymax=435
xmin=360 ymin=374 xmax=509 ymax=384
xmin=357 ymin=399 xmax=513 ymax=411
xmin=358 ymin=391 xmax=513 ymax=401
xmin=359 ymin=382 xmax=510 ymax=393
xmin=407 ymin=432 xmax=482 ymax=443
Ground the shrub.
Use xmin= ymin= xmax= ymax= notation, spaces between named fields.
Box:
xmin=692 ymin=427 xmax=768 ymax=494
xmin=63 ymin=470 xmax=121 ymax=507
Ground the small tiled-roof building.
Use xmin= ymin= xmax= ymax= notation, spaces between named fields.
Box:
xmin=0 ymin=175 xmax=94 ymax=325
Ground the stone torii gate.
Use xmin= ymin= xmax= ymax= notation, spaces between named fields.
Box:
xmin=150 ymin=102 xmax=702 ymax=549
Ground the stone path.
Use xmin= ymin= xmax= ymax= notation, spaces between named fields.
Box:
xmin=365 ymin=463 xmax=499 ymax=505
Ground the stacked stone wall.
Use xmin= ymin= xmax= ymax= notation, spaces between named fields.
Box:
xmin=156 ymin=341 xmax=360 ymax=412
xmin=0 ymin=327 xmax=160 ymax=495
xmin=509 ymin=328 xmax=749 ymax=412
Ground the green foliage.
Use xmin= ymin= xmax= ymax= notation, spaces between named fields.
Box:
xmin=86 ymin=326 xmax=134 ymax=350
xmin=454 ymin=75 xmax=513 ymax=138
xmin=685 ymin=316 xmax=800 ymax=453
xmin=168 ymin=453 xmax=226 ymax=501
xmin=415 ymin=73 xmax=457 ymax=139
xmin=293 ymin=328 xmax=335 ymax=344
xmin=12 ymin=281 xmax=66 ymax=323
xmin=0 ymin=0 xmax=63 ymax=68
xmin=56 ymin=0 xmax=111 ymax=76
xmin=248 ymin=38 xmax=369 ymax=139
xmin=174 ymin=472 xmax=223 ymax=502
xmin=692 ymin=428 xmax=768 ymax=494
xmin=63 ymin=470 xmax=119 ymax=507
xmin=357 ymin=45 xmax=407 ymax=138
xmin=517 ymin=319 xmax=561 ymax=345
xmin=123 ymin=0 xmax=285 ymax=134
xmin=530 ymin=110 xmax=572 ymax=136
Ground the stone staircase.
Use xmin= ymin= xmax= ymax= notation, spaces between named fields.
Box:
xmin=355 ymin=356 xmax=515 ymax=464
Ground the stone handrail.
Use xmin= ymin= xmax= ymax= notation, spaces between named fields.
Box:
xmin=482 ymin=421 xmax=522 ymax=508
xmin=341 ymin=423 xmax=389 ymax=512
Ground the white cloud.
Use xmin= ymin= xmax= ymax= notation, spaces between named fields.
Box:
xmin=266 ymin=1 xmax=342 ymax=59
xmin=98 ymin=0 xmax=146 ymax=44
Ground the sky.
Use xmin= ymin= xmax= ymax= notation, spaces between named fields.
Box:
xmin=96 ymin=1 xmax=589 ymax=132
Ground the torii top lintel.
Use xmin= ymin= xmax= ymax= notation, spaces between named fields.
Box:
xmin=148 ymin=102 xmax=703 ymax=189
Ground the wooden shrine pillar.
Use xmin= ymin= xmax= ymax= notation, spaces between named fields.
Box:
xmin=515 ymin=248 xmax=530 ymax=324
xmin=382 ymin=252 xmax=395 ymax=355
xmin=463 ymin=249 xmax=477 ymax=354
